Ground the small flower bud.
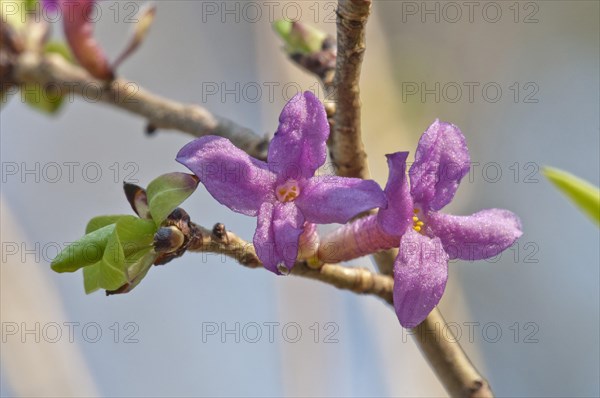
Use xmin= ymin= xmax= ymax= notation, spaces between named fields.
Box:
xmin=154 ymin=226 xmax=185 ymax=254
xmin=272 ymin=20 xmax=327 ymax=55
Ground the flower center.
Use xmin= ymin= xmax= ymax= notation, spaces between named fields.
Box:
xmin=276 ymin=180 xmax=300 ymax=203
xmin=412 ymin=208 xmax=425 ymax=233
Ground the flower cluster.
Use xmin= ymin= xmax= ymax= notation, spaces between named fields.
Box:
xmin=177 ymin=92 xmax=522 ymax=328
xmin=177 ymin=92 xmax=386 ymax=274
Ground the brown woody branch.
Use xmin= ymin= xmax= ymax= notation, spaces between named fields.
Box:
xmin=187 ymin=222 xmax=394 ymax=303
xmin=414 ymin=309 xmax=494 ymax=397
xmin=9 ymin=52 xmax=269 ymax=160
xmin=330 ymin=0 xmax=372 ymax=179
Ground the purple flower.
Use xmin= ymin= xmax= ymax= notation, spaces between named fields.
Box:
xmin=176 ymin=92 xmax=386 ymax=274
xmin=378 ymin=120 xmax=522 ymax=328
xmin=42 ymin=0 xmax=113 ymax=79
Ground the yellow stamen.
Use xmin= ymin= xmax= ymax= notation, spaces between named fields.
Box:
xmin=276 ymin=180 xmax=300 ymax=203
xmin=412 ymin=208 xmax=425 ymax=234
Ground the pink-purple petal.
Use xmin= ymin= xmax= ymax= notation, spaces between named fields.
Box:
xmin=176 ymin=136 xmax=275 ymax=216
xmin=377 ymin=152 xmax=414 ymax=237
xmin=62 ymin=0 xmax=113 ymax=80
xmin=267 ymin=92 xmax=329 ymax=181
xmin=393 ymin=229 xmax=449 ymax=328
xmin=426 ymin=209 xmax=523 ymax=261
xmin=295 ymin=176 xmax=387 ymax=224
xmin=253 ymin=202 xmax=279 ymax=274
xmin=409 ymin=120 xmax=470 ymax=212
xmin=253 ymin=202 xmax=305 ymax=275
xmin=272 ymin=202 xmax=305 ymax=271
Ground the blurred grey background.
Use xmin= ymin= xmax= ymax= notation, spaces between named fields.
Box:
xmin=1 ymin=1 xmax=599 ymax=397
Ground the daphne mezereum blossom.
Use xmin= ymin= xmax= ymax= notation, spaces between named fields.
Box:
xmin=176 ymin=91 xmax=387 ymax=274
xmin=42 ymin=0 xmax=113 ymax=79
xmin=319 ymin=120 xmax=522 ymax=328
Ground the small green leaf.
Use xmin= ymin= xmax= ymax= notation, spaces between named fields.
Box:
xmin=115 ymin=216 xmax=156 ymax=256
xmin=83 ymin=246 xmax=156 ymax=295
xmin=146 ymin=172 xmax=199 ymax=224
xmin=98 ymin=230 xmax=127 ymax=290
xmin=107 ymin=249 xmax=157 ymax=294
xmin=273 ymin=20 xmax=293 ymax=42
xmin=22 ymin=82 xmax=64 ymax=114
xmin=272 ymin=20 xmax=327 ymax=54
xmin=20 ymin=41 xmax=72 ymax=114
xmin=86 ymin=215 xmax=129 ymax=234
xmin=125 ymin=249 xmax=156 ymax=287
xmin=45 ymin=40 xmax=75 ymax=63
xmin=51 ymin=224 xmax=115 ymax=273
xmin=83 ymin=262 xmax=101 ymax=294
xmin=543 ymin=167 xmax=600 ymax=225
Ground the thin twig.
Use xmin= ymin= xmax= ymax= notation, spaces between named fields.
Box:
xmin=414 ymin=309 xmax=494 ymax=397
xmin=188 ymin=223 xmax=262 ymax=269
xmin=331 ymin=0 xmax=372 ymax=179
xmin=10 ymin=52 xmax=269 ymax=160
xmin=187 ymin=222 xmax=394 ymax=303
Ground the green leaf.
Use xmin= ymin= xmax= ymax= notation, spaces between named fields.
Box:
xmin=81 ymin=230 xmax=127 ymax=293
xmin=115 ymin=216 xmax=156 ymax=256
xmin=125 ymin=250 xmax=156 ymax=288
xmin=98 ymin=229 xmax=127 ymax=291
xmin=543 ymin=167 xmax=600 ymax=225
xmin=83 ymin=246 xmax=156 ymax=295
xmin=273 ymin=20 xmax=293 ymax=42
xmin=272 ymin=20 xmax=327 ymax=54
xmin=20 ymin=41 xmax=73 ymax=114
xmin=146 ymin=172 xmax=199 ymax=224
xmin=45 ymin=41 xmax=75 ymax=63
xmin=83 ymin=262 xmax=101 ymax=294
xmin=51 ymin=224 xmax=115 ymax=273
xmin=84 ymin=217 xmax=155 ymax=293
xmin=86 ymin=215 xmax=129 ymax=234
xmin=22 ymin=82 xmax=64 ymax=114
xmin=112 ymin=249 xmax=157 ymax=294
